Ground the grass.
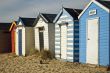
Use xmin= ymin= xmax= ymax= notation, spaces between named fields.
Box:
xmin=40 ymin=50 xmax=54 ymax=60
xmin=29 ymin=48 xmax=54 ymax=60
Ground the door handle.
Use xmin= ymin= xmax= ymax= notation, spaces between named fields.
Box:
xmin=88 ymin=38 xmax=90 ymax=40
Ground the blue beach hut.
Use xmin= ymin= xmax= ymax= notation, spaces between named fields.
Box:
xmin=79 ymin=0 xmax=110 ymax=66
xmin=54 ymin=7 xmax=82 ymax=62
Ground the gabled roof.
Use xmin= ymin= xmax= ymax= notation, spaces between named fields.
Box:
xmin=41 ymin=13 xmax=57 ymax=23
xmin=19 ymin=17 xmax=36 ymax=27
xmin=9 ymin=21 xmax=17 ymax=31
xmin=64 ymin=8 xmax=82 ymax=20
xmin=78 ymin=0 xmax=110 ymax=18
xmin=0 ymin=23 xmax=12 ymax=31
xmin=54 ymin=7 xmax=82 ymax=23
xmin=33 ymin=13 xmax=57 ymax=27
xmin=97 ymin=0 xmax=110 ymax=9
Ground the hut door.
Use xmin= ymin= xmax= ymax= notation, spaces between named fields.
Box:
xmin=18 ymin=29 xmax=22 ymax=55
xmin=61 ymin=25 xmax=67 ymax=59
xmin=39 ymin=27 xmax=44 ymax=51
xmin=87 ymin=18 xmax=98 ymax=64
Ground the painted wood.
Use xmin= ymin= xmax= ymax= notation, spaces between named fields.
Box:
xmin=35 ymin=28 xmax=40 ymax=50
xmin=79 ymin=2 xmax=110 ymax=66
xmin=87 ymin=18 xmax=98 ymax=64
xmin=55 ymin=8 xmax=79 ymax=62
xmin=18 ymin=29 xmax=22 ymax=55
xmin=61 ymin=25 xmax=67 ymax=59
xmin=10 ymin=22 xmax=17 ymax=53
xmin=11 ymin=26 xmax=16 ymax=53
xmin=35 ymin=17 xmax=55 ymax=55
xmin=25 ymin=27 xmax=35 ymax=55
xmin=35 ymin=18 xmax=49 ymax=50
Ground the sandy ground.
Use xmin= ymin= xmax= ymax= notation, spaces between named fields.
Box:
xmin=0 ymin=53 xmax=109 ymax=73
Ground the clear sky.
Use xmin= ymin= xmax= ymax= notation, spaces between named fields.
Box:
xmin=0 ymin=0 xmax=90 ymax=22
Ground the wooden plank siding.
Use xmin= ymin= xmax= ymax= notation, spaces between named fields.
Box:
xmin=79 ymin=2 xmax=110 ymax=66
xmin=25 ymin=27 xmax=35 ymax=55
xmin=55 ymin=8 xmax=80 ymax=62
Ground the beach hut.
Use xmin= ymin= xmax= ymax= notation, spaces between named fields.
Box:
xmin=16 ymin=17 xmax=35 ymax=56
xmin=79 ymin=0 xmax=110 ymax=66
xmin=9 ymin=21 xmax=17 ymax=53
xmin=33 ymin=13 xmax=56 ymax=55
xmin=0 ymin=23 xmax=12 ymax=53
xmin=54 ymin=7 xmax=82 ymax=62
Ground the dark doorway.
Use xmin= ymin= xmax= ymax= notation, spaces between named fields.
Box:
xmin=39 ymin=27 xmax=44 ymax=51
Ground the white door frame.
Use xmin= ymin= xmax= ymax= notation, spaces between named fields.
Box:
xmin=86 ymin=17 xmax=99 ymax=64
xmin=59 ymin=23 xmax=68 ymax=60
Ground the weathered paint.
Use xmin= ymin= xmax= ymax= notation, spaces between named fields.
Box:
xmin=79 ymin=2 xmax=110 ymax=66
xmin=55 ymin=8 xmax=79 ymax=62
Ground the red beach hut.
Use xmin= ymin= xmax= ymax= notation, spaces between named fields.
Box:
xmin=9 ymin=21 xmax=17 ymax=53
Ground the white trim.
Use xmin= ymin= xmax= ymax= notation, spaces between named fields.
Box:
xmin=67 ymin=48 xmax=73 ymax=50
xmin=60 ymin=15 xmax=68 ymax=18
xmin=40 ymin=14 xmax=48 ymax=22
xmin=55 ymin=42 xmax=60 ymax=44
xmin=67 ymin=57 xmax=73 ymax=59
xmin=67 ymin=33 xmax=73 ymax=36
xmin=55 ymin=38 xmax=60 ymax=40
xmin=53 ymin=9 xmax=63 ymax=23
xmin=68 ymin=24 xmax=73 ymax=26
xmin=67 ymin=29 xmax=73 ymax=31
xmin=94 ymin=0 xmax=109 ymax=12
xmin=78 ymin=0 xmax=93 ymax=18
xmin=55 ymin=55 xmax=60 ymax=58
xmin=55 ymin=46 xmax=60 ymax=48
xmin=78 ymin=0 xmax=109 ymax=18
xmin=68 ymin=43 xmax=73 ymax=45
xmin=67 ymin=52 xmax=73 ymax=55
xmin=55 ymin=51 xmax=60 ymax=53
xmin=56 ymin=29 xmax=60 ymax=32
xmin=67 ymin=38 xmax=73 ymax=40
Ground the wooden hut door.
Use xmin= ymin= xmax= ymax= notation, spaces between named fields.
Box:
xmin=39 ymin=27 xmax=44 ymax=51
xmin=18 ymin=29 xmax=22 ymax=55
xmin=61 ymin=25 xmax=67 ymax=59
xmin=87 ymin=18 xmax=98 ymax=64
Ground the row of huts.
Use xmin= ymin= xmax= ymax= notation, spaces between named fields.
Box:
xmin=0 ymin=0 xmax=110 ymax=66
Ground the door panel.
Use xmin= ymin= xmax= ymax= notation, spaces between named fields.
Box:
xmin=18 ymin=29 xmax=22 ymax=55
xmin=39 ymin=31 xmax=44 ymax=51
xmin=61 ymin=25 xmax=67 ymax=59
xmin=87 ymin=18 xmax=98 ymax=64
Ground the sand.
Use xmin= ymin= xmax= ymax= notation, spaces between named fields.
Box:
xmin=0 ymin=53 xmax=108 ymax=73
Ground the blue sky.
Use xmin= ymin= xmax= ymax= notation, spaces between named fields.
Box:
xmin=0 ymin=0 xmax=90 ymax=22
